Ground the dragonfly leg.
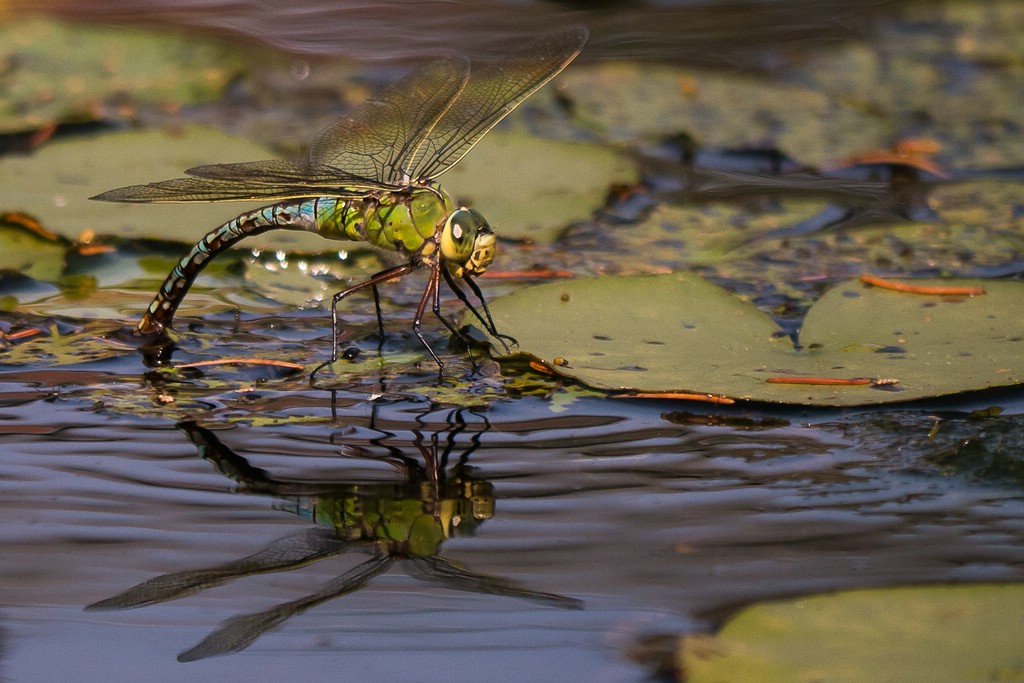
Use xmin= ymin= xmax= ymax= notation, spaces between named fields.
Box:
xmin=311 ymin=262 xmax=416 ymax=381
xmin=425 ymin=268 xmax=489 ymax=372
xmin=441 ymin=270 xmax=517 ymax=354
xmin=371 ymin=284 xmax=386 ymax=341
xmin=412 ymin=266 xmax=446 ymax=372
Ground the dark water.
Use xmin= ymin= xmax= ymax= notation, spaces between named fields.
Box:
xmin=3 ymin=362 xmax=1024 ymax=680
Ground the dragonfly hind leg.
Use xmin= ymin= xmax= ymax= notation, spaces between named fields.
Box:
xmin=310 ymin=262 xmax=416 ymax=381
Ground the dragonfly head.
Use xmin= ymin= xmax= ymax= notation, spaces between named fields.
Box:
xmin=441 ymin=207 xmax=496 ymax=278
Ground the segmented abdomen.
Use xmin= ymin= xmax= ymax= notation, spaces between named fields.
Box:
xmin=137 ymin=201 xmax=320 ymax=334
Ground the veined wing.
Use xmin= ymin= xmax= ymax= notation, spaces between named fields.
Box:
xmin=406 ymin=26 xmax=588 ymax=182
xmin=308 ymin=55 xmax=471 ymax=184
xmin=91 ymin=160 xmax=392 ymax=203
xmin=91 ymin=175 xmax=376 ymax=203
xmin=184 ymin=160 xmax=388 ymax=189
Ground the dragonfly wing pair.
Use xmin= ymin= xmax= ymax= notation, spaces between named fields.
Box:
xmin=93 ymin=27 xmax=588 ymax=202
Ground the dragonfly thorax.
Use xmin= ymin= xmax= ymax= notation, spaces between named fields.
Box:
xmin=441 ymin=207 xmax=496 ymax=278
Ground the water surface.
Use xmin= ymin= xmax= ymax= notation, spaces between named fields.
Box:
xmin=3 ymin=367 xmax=1023 ymax=680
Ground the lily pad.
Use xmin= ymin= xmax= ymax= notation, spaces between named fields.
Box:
xmin=472 ymin=272 xmax=1024 ymax=405
xmin=441 ymin=129 xmax=635 ymax=242
xmin=0 ymin=18 xmax=243 ymax=133
xmin=679 ymin=583 xmax=1024 ymax=683
xmin=0 ymin=127 xmax=332 ymax=253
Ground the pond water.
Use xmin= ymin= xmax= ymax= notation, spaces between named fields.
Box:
xmin=4 ymin=358 xmax=1024 ymax=680
xmin=3 ymin=1 xmax=1024 ymax=681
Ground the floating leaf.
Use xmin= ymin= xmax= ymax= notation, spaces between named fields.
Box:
xmin=564 ymin=62 xmax=864 ymax=168
xmin=679 ymin=583 xmax=1024 ymax=683
xmin=622 ymin=200 xmax=829 ymax=269
xmin=472 ymin=273 xmax=1024 ymax=406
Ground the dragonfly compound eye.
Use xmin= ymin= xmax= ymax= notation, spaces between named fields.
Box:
xmin=442 ymin=208 xmax=488 ymax=264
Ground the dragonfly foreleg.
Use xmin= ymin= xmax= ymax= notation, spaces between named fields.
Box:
xmin=423 ymin=264 xmax=493 ymax=372
xmin=441 ymin=270 xmax=516 ymax=354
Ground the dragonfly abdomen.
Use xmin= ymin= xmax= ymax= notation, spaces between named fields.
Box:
xmin=138 ymin=202 xmax=318 ymax=334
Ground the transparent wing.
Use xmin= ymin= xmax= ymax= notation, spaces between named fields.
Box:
xmin=407 ymin=26 xmax=588 ymax=182
xmin=92 ymin=58 xmax=469 ymax=203
xmin=182 ymin=160 xmax=382 ymax=188
xmin=90 ymin=177 xmax=367 ymax=203
xmin=91 ymin=160 xmax=392 ymax=203
xmin=406 ymin=556 xmax=583 ymax=609
xmin=308 ymin=55 xmax=470 ymax=183
xmin=85 ymin=529 xmax=351 ymax=610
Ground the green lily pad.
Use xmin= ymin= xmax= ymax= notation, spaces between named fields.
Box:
xmin=472 ymin=272 xmax=1024 ymax=406
xmin=0 ymin=18 xmax=243 ymax=133
xmin=0 ymin=127 xmax=332 ymax=253
xmin=561 ymin=4 xmax=1024 ymax=168
xmin=441 ymin=129 xmax=635 ymax=242
xmin=679 ymin=583 xmax=1024 ymax=683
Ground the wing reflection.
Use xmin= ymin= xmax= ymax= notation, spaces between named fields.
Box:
xmin=87 ymin=415 xmax=580 ymax=662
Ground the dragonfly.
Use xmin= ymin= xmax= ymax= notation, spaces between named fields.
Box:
xmin=92 ymin=27 xmax=588 ymax=373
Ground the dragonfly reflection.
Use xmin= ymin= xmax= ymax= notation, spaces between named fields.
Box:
xmin=86 ymin=415 xmax=580 ymax=662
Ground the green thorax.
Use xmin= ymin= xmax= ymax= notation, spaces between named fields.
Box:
xmin=313 ymin=186 xmax=456 ymax=256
